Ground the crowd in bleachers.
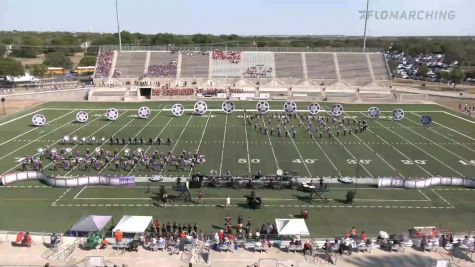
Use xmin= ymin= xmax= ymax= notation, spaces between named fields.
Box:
xmin=212 ymin=50 xmax=241 ymax=63
xmin=228 ymin=88 xmax=244 ymax=94
xmin=243 ymin=64 xmax=273 ymax=78
xmin=152 ymin=86 xmax=195 ymax=96
xmin=94 ymin=50 xmax=114 ymax=78
xmin=146 ymin=61 xmax=177 ymax=78
xmin=196 ymin=88 xmax=226 ymax=95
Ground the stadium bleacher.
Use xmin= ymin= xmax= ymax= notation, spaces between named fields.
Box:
xmin=274 ymin=53 xmax=304 ymax=79
xmin=114 ymin=52 xmax=147 ymax=78
xmin=369 ymin=53 xmax=390 ymax=80
xmin=180 ymin=52 xmax=209 ymax=78
xmin=146 ymin=52 xmax=178 ymax=78
xmin=242 ymin=52 xmax=274 ymax=79
xmin=337 ymin=53 xmax=372 ymax=80
xmin=305 ymin=53 xmax=337 ymax=80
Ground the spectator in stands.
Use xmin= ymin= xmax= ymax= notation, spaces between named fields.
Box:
xmin=15 ymin=231 xmax=24 ymax=245
xmin=339 ymin=236 xmax=352 ymax=255
xmin=430 ymin=228 xmax=439 ymax=238
xmin=360 ymin=231 xmax=367 ymax=242
xmin=146 ymin=61 xmax=177 ymax=78
xmin=100 ymin=238 xmax=109 ymax=249
xmin=114 ymin=229 xmax=123 ymax=242
xmin=22 ymin=232 xmax=32 ymax=247
xmin=94 ymin=50 xmax=114 ymax=78
xmin=212 ymin=50 xmax=241 ymax=63
xmin=303 ymin=240 xmax=312 ymax=255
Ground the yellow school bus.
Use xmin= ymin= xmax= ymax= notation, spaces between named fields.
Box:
xmin=46 ymin=67 xmax=65 ymax=75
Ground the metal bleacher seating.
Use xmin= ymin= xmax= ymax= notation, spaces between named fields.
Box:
xmin=181 ymin=53 xmax=209 ymax=78
xmin=147 ymin=52 xmax=178 ymax=78
xmin=241 ymin=52 xmax=274 ymax=79
xmin=337 ymin=53 xmax=372 ymax=80
xmin=211 ymin=58 xmax=241 ymax=78
xmin=306 ymin=53 xmax=337 ymax=80
xmin=369 ymin=53 xmax=390 ymax=80
xmin=114 ymin=52 xmax=147 ymax=78
xmin=274 ymin=53 xmax=303 ymax=79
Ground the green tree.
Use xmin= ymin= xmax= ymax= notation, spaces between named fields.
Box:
xmin=0 ymin=58 xmax=25 ymax=76
xmin=43 ymin=51 xmax=73 ymax=68
xmin=448 ymin=69 xmax=464 ymax=84
xmin=30 ymin=64 xmax=48 ymax=77
xmin=50 ymin=34 xmax=81 ymax=55
xmin=11 ymin=35 xmax=43 ymax=58
xmin=78 ymin=56 xmax=96 ymax=66
xmin=191 ymin=34 xmax=213 ymax=44
xmin=417 ymin=64 xmax=429 ymax=77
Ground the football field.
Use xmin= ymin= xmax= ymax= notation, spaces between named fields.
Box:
xmin=0 ymin=101 xmax=474 ymax=236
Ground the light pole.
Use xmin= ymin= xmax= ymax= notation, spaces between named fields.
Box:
xmin=115 ymin=0 xmax=122 ymax=51
xmin=362 ymin=0 xmax=370 ymax=52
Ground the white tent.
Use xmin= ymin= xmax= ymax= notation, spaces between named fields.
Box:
xmin=112 ymin=215 xmax=152 ymax=233
xmin=275 ymin=218 xmax=310 ymax=236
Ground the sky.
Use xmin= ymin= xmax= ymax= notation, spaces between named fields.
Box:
xmin=0 ymin=0 xmax=474 ymax=36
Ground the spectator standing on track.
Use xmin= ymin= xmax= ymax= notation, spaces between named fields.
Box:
xmin=198 ymin=191 xmax=203 ymax=204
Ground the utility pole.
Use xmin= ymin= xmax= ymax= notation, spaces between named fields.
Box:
xmin=362 ymin=0 xmax=370 ymax=52
xmin=115 ymin=0 xmax=122 ymax=51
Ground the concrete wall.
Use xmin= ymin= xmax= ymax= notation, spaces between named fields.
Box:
xmin=2 ymin=89 xmax=89 ymax=101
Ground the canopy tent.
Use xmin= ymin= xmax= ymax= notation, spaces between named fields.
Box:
xmin=275 ymin=218 xmax=310 ymax=236
xmin=112 ymin=215 xmax=152 ymax=233
xmin=70 ymin=215 xmax=112 ymax=232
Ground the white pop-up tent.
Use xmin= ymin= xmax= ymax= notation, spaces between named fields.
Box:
xmin=112 ymin=215 xmax=152 ymax=233
xmin=275 ymin=218 xmax=310 ymax=236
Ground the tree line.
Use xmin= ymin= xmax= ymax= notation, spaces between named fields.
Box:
xmin=1 ymin=31 xmax=474 ymax=77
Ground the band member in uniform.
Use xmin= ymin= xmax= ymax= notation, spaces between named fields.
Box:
xmin=121 ymin=137 xmax=126 ymax=146
xmin=148 ymin=137 xmax=153 ymax=145
xmin=128 ymin=137 xmax=133 ymax=144
xmin=140 ymin=137 xmax=144 ymax=145
xmin=156 ymin=137 xmax=161 ymax=145
xmin=109 ymin=137 xmax=114 ymax=145
xmin=115 ymin=137 xmax=120 ymax=145
xmin=134 ymin=137 xmax=138 ymax=145
xmin=167 ymin=138 xmax=171 ymax=145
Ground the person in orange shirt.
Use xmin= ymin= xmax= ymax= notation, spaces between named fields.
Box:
xmin=16 ymin=232 xmax=24 ymax=244
xmin=114 ymin=230 xmax=123 ymax=242
xmin=100 ymin=238 xmax=109 ymax=249
xmin=179 ymin=232 xmax=186 ymax=239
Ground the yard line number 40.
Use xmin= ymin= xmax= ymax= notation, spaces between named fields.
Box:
xmin=237 ymin=158 xmax=318 ymax=164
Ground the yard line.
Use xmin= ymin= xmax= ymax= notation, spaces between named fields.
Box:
xmin=73 ymin=186 xmax=88 ymax=199
xmin=340 ymin=112 xmax=399 ymax=175
xmin=126 ymin=116 xmax=174 ymax=176
xmin=398 ymin=115 xmax=475 ymax=164
xmin=218 ymin=114 xmax=228 ymax=176
xmin=368 ymin=114 xmax=463 ymax=176
xmin=0 ymin=109 xmax=77 ymax=160
xmin=187 ymin=112 xmax=212 ymax=177
xmin=98 ymin=106 xmax=166 ymax=174
xmin=421 ymin=115 xmax=475 ymax=142
xmin=260 ymin=115 xmax=280 ymax=170
xmin=51 ymin=188 xmax=71 ymax=206
xmin=363 ymin=125 xmax=433 ymax=176
xmin=280 ymin=116 xmax=312 ymax=177
xmin=293 ymin=115 xmax=341 ymax=177
xmin=63 ymin=111 xmax=132 ymax=175
xmin=160 ymin=114 xmax=194 ymax=174
xmin=0 ymin=108 xmax=44 ymax=126
xmin=320 ymin=106 xmax=373 ymax=177
xmin=442 ymin=111 xmax=475 ymax=125
xmin=242 ymin=113 xmax=251 ymax=174
xmin=1 ymin=113 xmax=105 ymax=175
xmin=417 ymin=189 xmax=432 ymax=202
xmin=410 ymin=112 xmax=475 ymax=153
xmin=430 ymin=189 xmax=454 ymax=208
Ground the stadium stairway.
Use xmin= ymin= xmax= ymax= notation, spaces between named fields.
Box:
xmin=333 ymin=53 xmax=342 ymax=80
xmin=366 ymin=53 xmax=377 ymax=81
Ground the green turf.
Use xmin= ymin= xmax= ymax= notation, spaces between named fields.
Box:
xmin=0 ymin=101 xmax=474 ymax=237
